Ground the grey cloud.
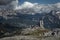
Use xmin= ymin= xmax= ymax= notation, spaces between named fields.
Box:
xmin=0 ymin=0 xmax=18 ymax=10
xmin=0 ymin=0 xmax=13 ymax=5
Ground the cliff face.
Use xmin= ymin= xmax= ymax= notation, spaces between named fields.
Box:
xmin=42 ymin=11 xmax=60 ymax=29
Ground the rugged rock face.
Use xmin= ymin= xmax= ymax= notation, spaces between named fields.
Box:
xmin=0 ymin=7 xmax=60 ymax=40
xmin=43 ymin=11 xmax=60 ymax=29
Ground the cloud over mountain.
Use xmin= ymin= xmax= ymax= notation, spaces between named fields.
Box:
xmin=0 ymin=0 xmax=60 ymax=14
xmin=15 ymin=1 xmax=60 ymax=14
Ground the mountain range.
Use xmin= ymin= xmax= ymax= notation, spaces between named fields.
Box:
xmin=0 ymin=10 xmax=60 ymax=29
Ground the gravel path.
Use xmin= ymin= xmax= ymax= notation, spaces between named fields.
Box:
xmin=0 ymin=35 xmax=60 ymax=40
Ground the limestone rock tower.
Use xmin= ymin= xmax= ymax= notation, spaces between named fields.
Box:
xmin=40 ymin=20 xmax=45 ymax=29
